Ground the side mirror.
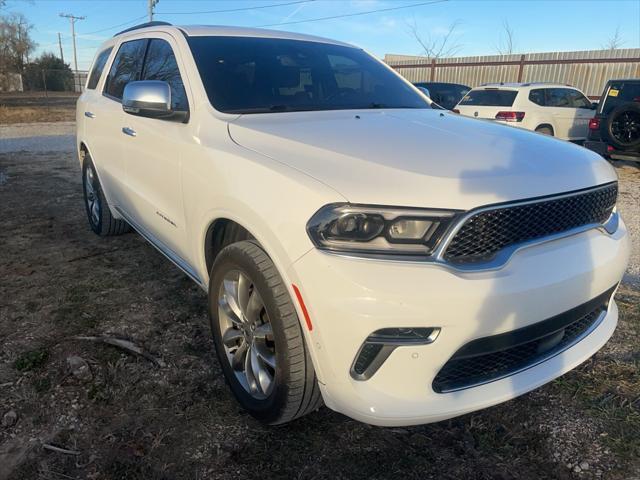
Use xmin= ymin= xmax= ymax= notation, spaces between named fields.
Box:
xmin=591 ymin=102 xmax=598 ymax=110
xmin=122 ymin=80 xmax=188 ymax=122
xmin=417 ymin=86 xmax=431 ymax=98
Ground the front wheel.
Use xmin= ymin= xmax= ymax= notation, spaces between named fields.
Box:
xmin=208 ymin=241 xmax=322 ymax=424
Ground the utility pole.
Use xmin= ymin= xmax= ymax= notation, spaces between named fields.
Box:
xmin=57 ymin=32 xmax=64 ymax=63
xmin=148 ymin=0 xmax=159 ymax=22
xmin=59 ymin=13 xmax=85 ymax=74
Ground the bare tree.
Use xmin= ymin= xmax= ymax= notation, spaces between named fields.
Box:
xmin=406 ymin=17 xmax=462 ymax=59
xmin=496 ymin=19 xmax=516 ymax=55
xmin=0 ymin=13 xmax=36 ymax=72
xmin=602 ymin=26 xmax=624 ymax=50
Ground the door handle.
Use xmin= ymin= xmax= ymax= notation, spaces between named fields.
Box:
xmin=121 ymin=127 xmax=136 ymax=137
xmin=84 ymin=111 xmax=95 ymax=118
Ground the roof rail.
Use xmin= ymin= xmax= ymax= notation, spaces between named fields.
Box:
xmin=114 ymin=21 xmax=172 ymax=37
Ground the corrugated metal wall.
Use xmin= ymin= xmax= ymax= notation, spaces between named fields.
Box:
xmin=385 ymin=49 xmax=640 ymax=98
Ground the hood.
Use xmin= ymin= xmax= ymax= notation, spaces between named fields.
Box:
xmin=227 ymin=109 xmax=616 ymax=210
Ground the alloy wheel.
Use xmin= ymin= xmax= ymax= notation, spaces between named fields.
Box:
xmin=84 ymin=166 xmax=101 ymax=227
xmin=611 ymin=110 xmax=640 ymax=145
xmin=217 ymin=269 xmax=276 ymax=399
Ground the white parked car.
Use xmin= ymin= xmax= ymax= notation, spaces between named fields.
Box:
xmin=77 ymin=23 xmax=629 ymax=426
xmin=455 ymin=83 xmax=597 ymax=141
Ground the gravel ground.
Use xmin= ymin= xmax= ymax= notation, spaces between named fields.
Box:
xmin=1 ymin=123 xmax=638 ymax=480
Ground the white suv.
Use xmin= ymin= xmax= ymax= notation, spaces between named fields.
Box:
xmin=77 ymin=23 xmax=629 ymax=426
xmin=455 ymin=83 xmax=596 ymax=141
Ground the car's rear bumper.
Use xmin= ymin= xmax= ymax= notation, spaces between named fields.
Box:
xmin=585 ymin=140 xmax=640 ymax=161
xmin=287 ymin=218 xmax=630 ymax=426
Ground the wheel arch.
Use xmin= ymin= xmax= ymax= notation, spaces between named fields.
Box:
xmin=204 ymin=218 xmax=256 ymax=276
xmin=535 ymin=123 xmax=555 ymax=135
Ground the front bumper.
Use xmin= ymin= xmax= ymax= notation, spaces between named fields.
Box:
xmin=287 ymin=218 xmax=630 ymax=426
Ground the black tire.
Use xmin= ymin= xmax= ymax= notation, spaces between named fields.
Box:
xmin=208 ymin=240 xmax=322 ymax=424
xmin=82 ymin=156 xmax=131 ymax=236
xmin=606 ymin=103 xmax=640 ymax=151
xmin=535 ymin=125 xmax=554 ymax=136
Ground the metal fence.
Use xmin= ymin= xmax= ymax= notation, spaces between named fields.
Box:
xmin=385 ymin=48 xmax=640 ymax=99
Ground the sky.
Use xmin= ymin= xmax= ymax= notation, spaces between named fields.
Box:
xmin=2 ymin=0 xmax=639 ymax=70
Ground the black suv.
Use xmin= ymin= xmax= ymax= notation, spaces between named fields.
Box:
xmin=585 ymin=79 xmax=640 ymax=161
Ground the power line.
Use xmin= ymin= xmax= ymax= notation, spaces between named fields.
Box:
xmin=256 ymin=0 xmax=448 ymax=28
xmin=78 ymin=14 xmax=147 ymax=36
xmin=157 ymin=0 xmax=313 ymax=16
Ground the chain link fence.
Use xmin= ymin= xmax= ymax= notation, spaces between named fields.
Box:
xmin=0 ymin=68 xmax=87 ymax=94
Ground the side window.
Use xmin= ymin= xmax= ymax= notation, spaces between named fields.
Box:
xmin=528 ymin=88 xmax=545 ymax=106
xmin=566 ymin=89 xmax=591 ymax=108
xmin=142 ymin=39 xmax=188 ymax=111
xmin=87 ymin=47 xmax=113 ymax=90
xmin=104 ymin=39 xmax=147 ymax=100
xmin=545 ymin=88 xmax=571 ymax=107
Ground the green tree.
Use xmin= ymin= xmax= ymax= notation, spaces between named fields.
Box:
xmin=23 ymin=53 xmax=74 ymax=91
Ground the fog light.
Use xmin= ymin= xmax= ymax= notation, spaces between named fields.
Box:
xmin=350 ymin=327 xmax=440 ymax=380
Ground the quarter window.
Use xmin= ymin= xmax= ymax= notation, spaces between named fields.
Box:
xmin=104 ymin=39 xmax=147 ymax=100
xmin=87 ymin=47 xmax=112 ymax=90
xmin=142 ymin=39 xmax=188 ymax=111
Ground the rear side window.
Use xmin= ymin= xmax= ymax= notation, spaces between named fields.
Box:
xmin=142 ymin=39 xmax=189 ymax=111
xmin=458 ymin=89 xmax=518 ymax=107
xmin=599 ymin=81 xmax=640 ymax=115
xmin=87 ymin=47 xmax=112 ymax=90
xmin=104 ymin=39 xmax=147 ymax=100
xmin=528 ymin=89 xmax=545 ymax=106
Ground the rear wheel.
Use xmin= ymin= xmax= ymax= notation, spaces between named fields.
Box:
xmin=82 ymin=156 xmax=130 ymax=236
xmin=208 ymin=241 xmax=322 ymax=424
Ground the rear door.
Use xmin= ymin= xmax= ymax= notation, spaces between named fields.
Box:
xmin=79 ymin=45 xmax=125 ymax=204
xmin=456 ymin=88 xmax=519 ymax=120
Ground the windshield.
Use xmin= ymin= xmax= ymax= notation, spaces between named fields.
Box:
xmin=187 ymin=36 xmax=430 ymax=114
xmin=458 ymin=89 xmax=518 ymax=107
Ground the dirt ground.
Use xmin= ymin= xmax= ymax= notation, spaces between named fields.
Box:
xmin=0 ymin=124 xmax=638 ymax=480
xmin=0 ymin=92 xmax=79 ymax=124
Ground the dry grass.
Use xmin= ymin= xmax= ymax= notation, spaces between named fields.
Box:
xmin=0 ymin=148 xmax=639 ymax=480
xmin=0 ymin=92 xmax=78 ymax=124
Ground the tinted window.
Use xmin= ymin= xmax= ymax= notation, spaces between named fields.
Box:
xmin=142 ymin=39 xmax=188 ymax=111
xmin=599 ymin=81 xmax=640 ymax=115
xmin=187 ymin=36 xmax=429 ymax=113
xmin=458 ymin=89 xmax=518 ymax=107
xmin=87 ymin=47 xmax=112 ymax=90
xmin=104 ymin=39 xmax=147 ymax=100
xmin=528 ymin=88 xmax=545 ymax=106
xmin=415 ymin=82 xmax=470 ymax=110
xmin=545 ymin=88 xmax=571 ymax=107
xmin=566 ymin=89 xmax=591 ymax=108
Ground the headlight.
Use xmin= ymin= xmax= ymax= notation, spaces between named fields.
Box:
xmin=307 ymin=203 xmax=461 ymax=257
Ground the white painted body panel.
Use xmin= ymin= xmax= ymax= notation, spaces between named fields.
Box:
xmin=77 ymin=25 xmax=630 ymax=426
